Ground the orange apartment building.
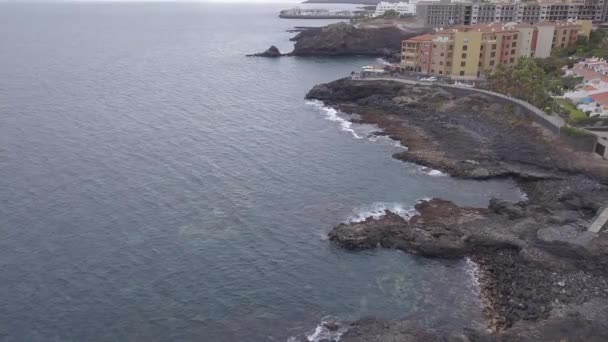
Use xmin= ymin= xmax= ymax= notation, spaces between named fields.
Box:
xmin=401 ymin=20 xmax=589 ymax=80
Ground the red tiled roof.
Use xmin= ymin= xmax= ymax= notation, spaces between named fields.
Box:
xmin=584 ymin=85 xmax=598 ymax=91
xmin=451 ymin=23 xmax=518 ymax=33
xmin=590 ymin=92 xmax=608 ymax=106
xmin=573 ymin=65 xmax=608 ymax=83
xmin=404 ymin=34 xmax=434 ymax=42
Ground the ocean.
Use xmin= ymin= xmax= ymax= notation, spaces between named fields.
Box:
xmin=0 ymin=2 xmax=524 ymax=341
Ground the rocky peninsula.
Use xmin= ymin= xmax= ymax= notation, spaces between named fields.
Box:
xmin=249 ymin=21 xmax=430 ymax=60
xmin=305 ymin=79 xmax=608 ymax=341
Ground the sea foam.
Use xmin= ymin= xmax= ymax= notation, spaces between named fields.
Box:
xmin=418 ymin=166 xmax=447 ymax=177
xmin=464 ymin=257 xmax=481 ymax=294
xmin=307 ymin=317 xmax=348 ymax=342
xmin=368 ymin=134 xmax=408 ymax=150
xmin=347 ymin=202 xmax=416 ymax=223
xmin=306 ymin=100 xmax=362 ymax=139
xmin=306 ymin=100 xmax=410 ymax=151
xmin=286 ymin=317 xmax=348 ymax=342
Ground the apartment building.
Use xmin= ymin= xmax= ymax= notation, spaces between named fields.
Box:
xmin=401 ymin=34 xmax=434 ymax=73
xmin=402 ymin=23 xmax=521 ymax=79
xmin=550 ymin=20 xmax=584 ymax=49
xmin=515 ymin=23 xmax=536 ymax=57
xmin=415 ymin=2 xmax=470 ymax=26
xmin=401 ymin=21 xmax=589 ymax=79
xmin=416 ymin=0 xmax=608 ymax=27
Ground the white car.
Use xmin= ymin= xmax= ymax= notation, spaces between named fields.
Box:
xmin=419 ymin=76 xmax=437 ymax=82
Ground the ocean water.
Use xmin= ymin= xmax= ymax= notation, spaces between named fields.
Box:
xmin=0 ymin=2 xmax=523 ymax=341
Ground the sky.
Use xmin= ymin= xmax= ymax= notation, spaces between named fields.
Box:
xmin=0 ymin=0 xmax=305 ymax=2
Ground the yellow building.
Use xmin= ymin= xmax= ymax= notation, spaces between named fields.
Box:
xmin=577 ymin=20 xmax=593 ymax=39
xmin=401 ymin=20 xmax=586 ymax=79
xmin=426 ymin=23 xmax=520 ymax=80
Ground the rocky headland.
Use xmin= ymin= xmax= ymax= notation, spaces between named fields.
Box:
xmin=249 ymin=21 xmax=430 ymax=61
xmin=305 ymin=78 xmax=608 ymax=341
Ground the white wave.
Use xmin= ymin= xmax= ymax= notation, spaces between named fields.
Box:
xmin=306 ymin=317 xmax=348 ymax=342
xmin=306 ymin=100 xmax=362 ymax=139
xmin=393 ymin=140 xmax=407 ymax=149
xmin=464 ymin=257 xmax=481 ymax=294
xmin=368 ymin=134 xmax=408 ymax=150
xmin=517 ymin=187 xmax=529 ymax=201
xmin=306 ymin=100 xmax=410 ymax=149
xmin=419 ymin=166 xmax=447 ymax=177
xmin=375 ymin=58 xmax=391 ymax=66
xmin=347 ymin=202 xmax=416 ymax=223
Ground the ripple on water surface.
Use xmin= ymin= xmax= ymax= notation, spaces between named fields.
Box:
xmin=0 ymin=2 xmax=524 ymax=341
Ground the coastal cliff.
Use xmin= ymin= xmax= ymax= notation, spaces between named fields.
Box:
xmin=249 ymin=21 xmax=431 ymax=60
xmin=289 ymin=22 xmax=429 ymax=59
xmin=306 ymin=78 xmax=608 ymax=341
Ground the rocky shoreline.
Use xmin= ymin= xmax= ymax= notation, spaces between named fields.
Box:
xmin=305 ymin=79 xmax=608 ymax=341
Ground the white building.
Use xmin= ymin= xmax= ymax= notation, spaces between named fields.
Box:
xmin=373 ymin=1 xmax=415 ymax=16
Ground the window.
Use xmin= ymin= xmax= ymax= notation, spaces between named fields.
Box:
xmin=463 ymin=45 xmax=468 ymax=51
xmin=440 ymin=52 xmax=444 ymax=57
xmin=439 ymin=61 xmax=443 ymax=65
xmin=512 ymin=42 xmax=517 ymax=47
xmin=447 ymin=61 xmax=451 ymax=66
xmin=510 ymin=57 xmax=515 ymax=63
xmin=433 ymin=44 xmax=437 ymax=48
xmin=480 ymin=45 xmax=484 ymax=50
xmin=490 ymin=51 xmax=496 ymax=57
xmin=490 ymin=60 xmax=495 ymax=66
xmin=479 ymin=53 xmax=483 ymax=58
xmin=448 ymin=53 xmax=453 ymax=58
xmin=448 ymin=45 xmax=453 ymax=50
xmin=513 ymin=34 xmax=518 ymax=39
xmin=431 ymin=69 xmax=435 ymax=73
xmin=439 ymin=71 xmax=443 ymax=75
xmin=461 ymin=61 xmax=466 ymax=67
xmin=462 ymin=53 xmax=467 ymax=58
xmin=459 ymin=70 xmax=465 ymax=76
xmin=511 ymin=49 xmax=516 ymax=54
xmin=492 ymin=44 xmax=497 ymax=50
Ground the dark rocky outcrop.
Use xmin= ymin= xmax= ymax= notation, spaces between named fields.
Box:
xmin=339 ymin=319 xmax=441 ymax=342
xmin=340 ymin=299 xmax=608 ymax=342
xmin=289 ymin=22 xmax=430 ymax=59
xmin=306 ymin=78 xmax=608 ymax=183
xmin=330 ymin=198 xmax=608 ymax=339
xmin=308 ymin=78 xmax=608 ymax=341
xmin=248 ymin=22 xmax=431 ymax=60
xmin=246 ymin=45 xmax=283 ymax=57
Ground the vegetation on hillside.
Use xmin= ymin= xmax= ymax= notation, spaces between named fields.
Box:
xmin=556 ymin=98 xmax=587 ymax=122
xmin=381 ymin=9 xmax=400 ymax=18
xmin=533 ymin=30 xmax=608 ymax=74
xmin=553 ymin=30 xmax=608 ymax=59
xmin=486 ymin=58 xmax=562 ymax=110
xmin=485 ymin=58 xmax=597 ymax=124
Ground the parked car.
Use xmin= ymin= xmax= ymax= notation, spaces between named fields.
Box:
xmin=419 ymin=76 xmax=437 ymax=82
